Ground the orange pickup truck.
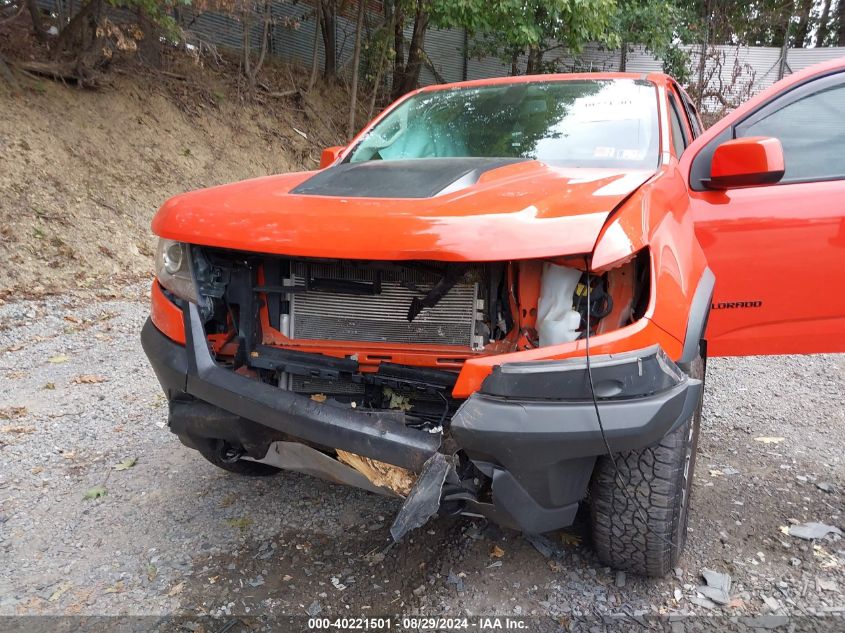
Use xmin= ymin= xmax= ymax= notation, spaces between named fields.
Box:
xmin=142 ymin=60 xmax=845 ymax=576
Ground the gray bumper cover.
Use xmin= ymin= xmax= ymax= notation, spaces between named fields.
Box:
xmin=449 ymin=347 xmax=703 ymax=533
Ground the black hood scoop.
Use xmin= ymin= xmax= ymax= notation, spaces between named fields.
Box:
xmin=291 ymin=157 xmax=527 ymax=199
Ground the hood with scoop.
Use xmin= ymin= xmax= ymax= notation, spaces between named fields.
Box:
xmin=152 ymin=158 xmax=655 ymax=261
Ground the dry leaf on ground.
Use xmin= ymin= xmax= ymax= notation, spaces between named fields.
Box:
xmin=0 ymin=406 xmax=28 ymax=419
xmin=225 ymin=517 xmax=253 ymax=531
xmin=754 ymin=437 xmax=785 ymax=444
xmin=83 ymin=485 xmax=107 ymax=500
xmin=1 ymin=424 xmax=35 ymax=434
xmin=114 ymin=457 xmax=137 ymax=471
xmin=72 ymin=374 xmax=108 ymax=384
xmin=48 ymin=582 xmax=73 ymax=602
xmin=167 ymin=582 xmax=184 ymax=596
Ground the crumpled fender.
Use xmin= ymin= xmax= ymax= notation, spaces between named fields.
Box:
xmin=591 ymin=164 xmax=711 ymax=350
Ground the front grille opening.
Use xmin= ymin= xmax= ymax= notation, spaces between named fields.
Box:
xmin=199 ymin=251 xmax=509 ymax=354
xmin=193 ymin=249 xmax=646 ymax=419
xmin=288 ymin=260 xmax=484 ymax=348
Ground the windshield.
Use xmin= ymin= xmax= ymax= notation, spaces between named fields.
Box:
xmin=347 ymin=79 xmax=660 ymax=169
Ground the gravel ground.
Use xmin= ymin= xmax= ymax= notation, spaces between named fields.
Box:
xmin=0 ymin=288 xmax=843 ymax=630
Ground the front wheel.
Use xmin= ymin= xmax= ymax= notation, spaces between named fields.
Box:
xmin=588 ymin=356 xmax=704 ymax=577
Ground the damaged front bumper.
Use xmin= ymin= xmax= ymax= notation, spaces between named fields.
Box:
xmin=450 ymin=348 xmax=702 ymax=533
xmin=141 ymin=303 xmax=702 ymax=536
xmin=142 ymin=304 xmax=440 ymax=472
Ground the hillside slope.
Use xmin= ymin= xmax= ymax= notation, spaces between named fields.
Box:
xmin=0 ymin=67 xmax=347 ymax=298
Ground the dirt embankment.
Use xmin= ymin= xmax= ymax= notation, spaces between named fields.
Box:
xmin=0 ymin=61 xmax=348 ymax=299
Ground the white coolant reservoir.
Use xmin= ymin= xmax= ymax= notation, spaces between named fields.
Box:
xmin=536 ymin=263 xmax=582 ymax=347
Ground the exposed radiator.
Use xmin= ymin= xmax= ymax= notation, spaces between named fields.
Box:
xmin=289 ymin=261 xmax=483 ymax=348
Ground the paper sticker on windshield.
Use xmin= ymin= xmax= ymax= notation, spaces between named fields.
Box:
xmin=618 ymin=149 xmax=645 ymax=160
xmin=580 ymin=97 xmax=637 ymax=110
xmin=593 ymin=146 xmax=616 ymax=158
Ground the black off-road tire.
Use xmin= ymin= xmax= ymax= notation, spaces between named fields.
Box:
xmin=198 ymin=441 xmax=281 ymax=477
xmin=588 ymin=355 xmax=705 ymax=577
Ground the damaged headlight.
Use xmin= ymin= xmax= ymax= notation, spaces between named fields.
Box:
xmin=155 ymin=239 xmax=198 ymax=303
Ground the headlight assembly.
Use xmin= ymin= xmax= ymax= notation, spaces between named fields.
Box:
xmin=155 ymin=239 xmax=198 ymax=303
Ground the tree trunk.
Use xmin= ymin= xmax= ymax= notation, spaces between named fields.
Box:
xmin=394 ymin=0 xmax=428 ymax=98
xmin=793 ymin=0 xmax=814 ymax=47
xmin=695 ymin=0 xmax=711 ymax=108
xmin=525 ymin=45 xmax=542 ymax=75
xmin=772 ymin=5 xmax=790 ymax=48
xmin=391 ymin=5 xmax=405 ymax=98
xmin=526 ymin=4 xmax=547 ymax=75
xmin=27 ymin=0 xmax=48 ymax=42
xmin=619 ymin=41 xmax=628 ymax=72
xmin=816 ymin=0 xmax=832 ymax=46
xmin=838 ymin=0 xmax=845 ymax=46
xmin=366 ymin=51 xmax=386 ymax=120
xmin=243 ymin=2 xmax=271 ymax=92
xmin=242 ymin=11 xmax=251 ymax=85
xmin=253 ymin=1 xmax=271 ymax=87
xmin=320 ymin=0 xmax=336 ymax=80
xmin=368 ymin=12 xmax=395 ymax=120
xmin=53 ymin=0 xmax=101 ymax=58
xmin=307 ymin=0 xmax=321 ymax=91
xmin=348 ymin=0 xmax=366 ymax=139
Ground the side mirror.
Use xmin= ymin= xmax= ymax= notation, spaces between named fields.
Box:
xmin=707 ymin=136 xmax=785 ymax=189
xmin=320 ymin=146 xmax=345 ymax=169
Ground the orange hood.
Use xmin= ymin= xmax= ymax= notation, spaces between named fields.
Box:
xmin=152 ymin=159 xmax=654 ymax=261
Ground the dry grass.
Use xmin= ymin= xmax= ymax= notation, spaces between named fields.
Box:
xmin=0 ymin=28 xmax=350 ymax=298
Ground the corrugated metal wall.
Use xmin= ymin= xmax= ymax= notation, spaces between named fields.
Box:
xmin=37 ymin=0 xmax=845 ymax=110
xmin=419 ymin=27 xmax=465 ymax=84
xmin=178 ymin=1 xmax=844 ymax=113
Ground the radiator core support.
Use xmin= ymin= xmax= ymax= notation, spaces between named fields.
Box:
xmin=286 ymin=259 xmax=485 ymax=349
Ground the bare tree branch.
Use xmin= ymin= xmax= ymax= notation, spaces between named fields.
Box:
xmin=27 ymin=0 xmax=48 ymax=41
xmin=367 ymin=12 xmax=395 ymax=121
xmin=1 ymin=2 xmax=26 ymax=25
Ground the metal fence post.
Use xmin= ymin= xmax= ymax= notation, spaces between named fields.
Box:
xmin=777 ymin=39 xmax=789 ymax=80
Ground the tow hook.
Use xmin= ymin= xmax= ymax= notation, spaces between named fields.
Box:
xmin=219 ymin=442 xmax=245 ymax=463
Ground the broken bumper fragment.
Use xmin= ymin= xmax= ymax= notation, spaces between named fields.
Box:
xmin=141 ymin=303 xmax=702 ymax=535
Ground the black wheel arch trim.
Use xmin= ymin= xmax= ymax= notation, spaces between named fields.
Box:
xmin=680 ymin=267 xmax=714 ymax=365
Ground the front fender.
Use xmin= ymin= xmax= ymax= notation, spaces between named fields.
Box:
xmin=592 ymin=164 xmax=711 ymax=354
